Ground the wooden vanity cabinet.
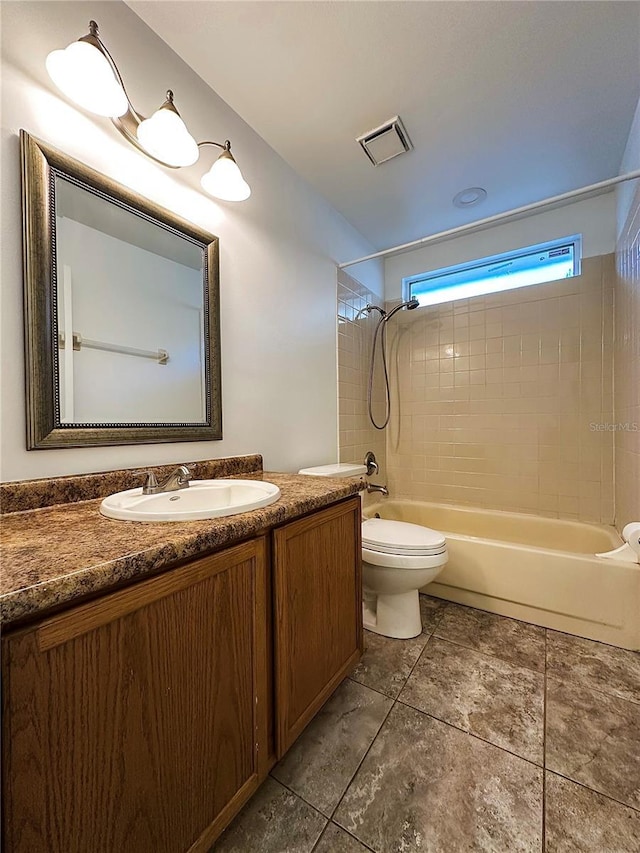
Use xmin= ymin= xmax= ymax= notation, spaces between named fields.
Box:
xmin=2 ymin=538 xmax=268 ymax=853
xmin=273 ymin=497 xmax=363 ymax=754
xmin=2 ymin=496 xmax=362 ymax=852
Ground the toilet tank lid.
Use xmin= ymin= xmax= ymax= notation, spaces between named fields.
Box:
xmin=298 ymin=463 xmax=367 ymax=477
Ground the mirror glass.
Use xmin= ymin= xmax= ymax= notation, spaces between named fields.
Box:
xmin=55 ymin=177 xmax=207 ymax=425
xmin=21 ymin=131 xmax=221 ymax=448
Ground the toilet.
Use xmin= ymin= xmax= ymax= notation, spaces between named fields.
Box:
xmin=298 ymin=463 xmax=448 ymax=639
xmin=361 ymin=517 xmax=447 ymax=638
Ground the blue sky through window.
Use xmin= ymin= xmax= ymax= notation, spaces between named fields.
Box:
xmin=404 ymin=236 xmax=581 ymax=308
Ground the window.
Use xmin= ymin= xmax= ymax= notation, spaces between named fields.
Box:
xmin=403 ymin=235 xmax=582 ymax=308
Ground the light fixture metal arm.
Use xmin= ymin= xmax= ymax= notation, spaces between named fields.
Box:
xmin=197 ymin=140 xmax=232 ymax=152
xmin=48 ymin=20 xmax=251 ymax=197
xmin=84 ymin=19 xmax=182 ymax=167
xmin=81 ymin=21 xmax=138 ymax=120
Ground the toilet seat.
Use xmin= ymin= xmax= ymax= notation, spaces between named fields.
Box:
xmin=362 ymin=518 xmax=446 ymax=557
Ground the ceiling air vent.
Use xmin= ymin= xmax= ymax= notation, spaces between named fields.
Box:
xmin=357 ymin=116 xmax=413 ymax=166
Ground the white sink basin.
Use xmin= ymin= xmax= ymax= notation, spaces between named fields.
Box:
xmin=100 ymin=479 xmax=281 ymax=522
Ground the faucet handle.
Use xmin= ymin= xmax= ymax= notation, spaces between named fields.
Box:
xmin=364 ymin=451 xmax=379 ymax=477
xmin=175 ymin=465 xmax=192 ymax=487
xmin=133 ymin=470 xmax=159 ymax=494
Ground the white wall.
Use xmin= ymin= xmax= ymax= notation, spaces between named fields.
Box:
xmin=57 ymin=218 xmax=205 ymax=424
xmin=0 ymin=0 xmax=382 ymax=481
xmin=384 ymin=192 xmax=616 ymax=300
xmin=617 ymin=94 xmax=640 ymax=236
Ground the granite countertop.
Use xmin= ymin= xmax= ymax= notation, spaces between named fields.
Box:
xmin=0 ymin=469 xmax=361 ymax=628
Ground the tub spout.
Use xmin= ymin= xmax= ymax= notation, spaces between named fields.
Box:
xmin=366 ymin=483 xmax=389 ymax=497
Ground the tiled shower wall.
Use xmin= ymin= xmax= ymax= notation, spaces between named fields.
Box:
xmin=337 ymin=271 xmax=386 ymax=479
xmin=615 ymin=184 xmax=640 ymax=530
xmin=383 ymin=256 xmax=615 ymax=523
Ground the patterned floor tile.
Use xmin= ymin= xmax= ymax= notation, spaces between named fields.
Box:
xmin=350 ymin=630 xmax=429 ymax=699
xmin=313 ymin=822 xmax=373 ymax=853
xmin=211 ymin=778 xmax=326 ymax=853
xmin=400 ymin=637 xmax=544 ymax=763
xmin=545 ymin=772 xmax=640 ymax=853
xmin=272 ymin=679 xmax=392 ymax=816
xmin=334 ymin=702 xmax=543 ymax=853
xmin=434 ymin=603 xmax=546 ymax=672
xmin=546 ymin=629 xmax=640 ymax=704
xmin=546 ymin=677 xmax=640 ymax=810
xmin=419 ymin=594 xmax=449 ymax=634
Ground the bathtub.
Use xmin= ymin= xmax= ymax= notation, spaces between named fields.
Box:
xmin=363 ymin=500 xmax=640 ymax=650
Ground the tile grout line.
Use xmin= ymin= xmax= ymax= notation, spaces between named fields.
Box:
xmin=310 ymin=820 xmax=378 ymax=853
xmin=394 ymin=696 xmax=545 ymax=771
xmin=544 ymin=669 xmax=640 ymax=708
xmin=331 ymin=677 xmax=401 ymax=808
xmin=327 ymin=693 xmax=396 ymax=851
xmin=438 ymin=603 xmax=640 ymax=698
xmin=427 ymin=631 xmax=549 ymax=677
xmin=267 ymin=775 xmax=328 ymax=818
xmin=326 ymin=606 xmax=449 ymax=850
xmin=541 ymin=629 xmax=640 ymax=706
xmin=545 ymin=623 xmax=640 ymax=655
xmin=211 ymin=776 xmax=329 ymax=852
xmin=228 ymin=599 xmax=639 ymax=852
xmin=348 ymin=609 xmax=449 ymax=701
xmin=393 ymin=605 xmax=548 ymax=772
xmin=430 ymin=630 xmax=545 ymax=675
xmin=544 ymin=768 xmax=640 ymax=815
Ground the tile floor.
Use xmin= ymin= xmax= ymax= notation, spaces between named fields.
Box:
xmin=212 ymin=597 xmax=640 ymax=853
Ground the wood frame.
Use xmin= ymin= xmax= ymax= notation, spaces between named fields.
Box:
xmin=2 ymin=538 xmax=268 ymax=853
xmin=2 ymin=499 xmax=363 ymax=849
xmin=273 ymin=496 xmax=363 ymax=755
xmin=20 ymin=130 xmax=222 ymax=448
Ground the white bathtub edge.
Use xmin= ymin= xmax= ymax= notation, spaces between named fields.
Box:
xmin=365 ymin=499 xmax=640 ymax=651
xmin=425 ymin=581 xmax=639 ymax=651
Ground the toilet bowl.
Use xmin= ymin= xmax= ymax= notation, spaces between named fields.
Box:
xmin=297 ymin=463 xmax=448 ymax=640
xmin=362 ymin=518 xmax=448 ymax=639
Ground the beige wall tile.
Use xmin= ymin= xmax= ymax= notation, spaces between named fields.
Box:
xmin=338 ymin=249 xmax=635 ymax=527
xmin=380 ymin=256 xmax=615 ymax=522
xmin=337 ymin=271 xmax=386 ymax=481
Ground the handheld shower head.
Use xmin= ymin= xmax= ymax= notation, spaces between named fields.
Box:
xmin=383 ymin=297 xmax=420 ymax=322
xmin=365 ymin=296 xmax=419 ymax=430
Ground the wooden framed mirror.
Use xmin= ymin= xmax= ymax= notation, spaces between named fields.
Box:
xmin=20 ymin=130 xmax=222 ymax=448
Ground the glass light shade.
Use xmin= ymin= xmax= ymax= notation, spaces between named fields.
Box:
xmin=201 ymin=155 xmax=251 ymax=201
xmin=136 ymin=107 xmax=199 ymax=168
xmin=46 ymin=40 xmax=128 ymax=118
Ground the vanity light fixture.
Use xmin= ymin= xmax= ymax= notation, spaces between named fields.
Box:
xmin=46 ymin=20 xmax=251 ymax=200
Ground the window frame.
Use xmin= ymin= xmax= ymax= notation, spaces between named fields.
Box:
xmin=402 ymin=234 xmax=583 ymax=307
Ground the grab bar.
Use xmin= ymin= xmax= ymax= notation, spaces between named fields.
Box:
xmin=58 ymin=332 xmax=169 ymax=365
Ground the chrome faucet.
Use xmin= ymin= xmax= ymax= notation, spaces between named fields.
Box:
xmin=366 ymin=482 xmax=389 ymax=497
xmin=136 ymin=465 xmax=192 ymax=495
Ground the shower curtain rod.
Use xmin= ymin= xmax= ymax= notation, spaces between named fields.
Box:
xmin=338 ymin=169 xmax=640 ymax=269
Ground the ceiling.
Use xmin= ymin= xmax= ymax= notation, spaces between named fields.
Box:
xmin=127 ymin=1 xmax=640 ymax=251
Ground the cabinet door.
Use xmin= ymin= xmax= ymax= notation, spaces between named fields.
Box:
xmin=273 ymin=497 xmax=362 ymax=754
xmin=2 ymin=538 xmax=267 ymax=853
